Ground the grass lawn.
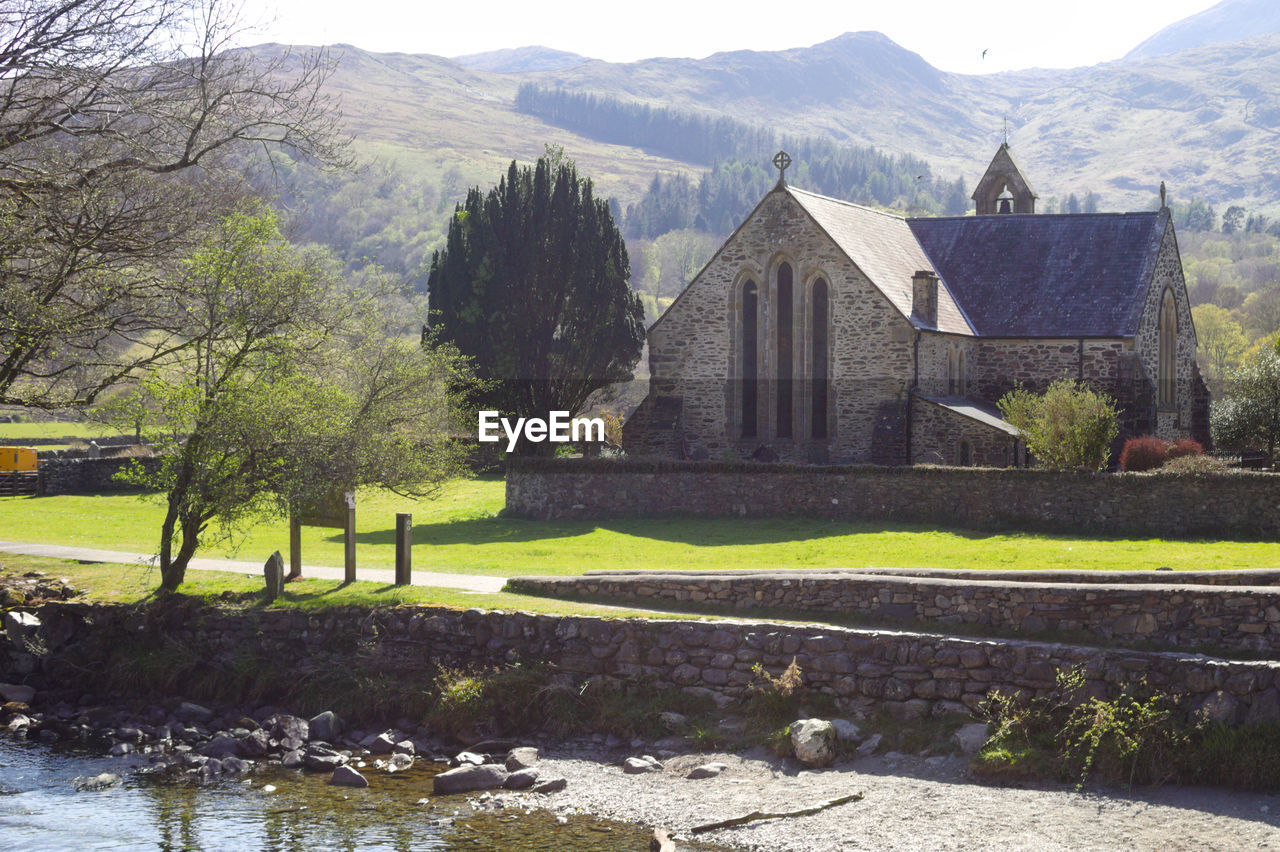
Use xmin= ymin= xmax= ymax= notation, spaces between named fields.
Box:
xmin=0 ymin=421 xmax=125 ymax=441
xmin=0 ymin=553 xmax=678 ymax=619
xmin=2 ymin=476 xmax=1278 ymax=576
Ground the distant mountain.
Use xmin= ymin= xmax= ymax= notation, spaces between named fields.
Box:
xmin=452 ymin=46 xmax=590 ymax=73
xmin=1124 ymin=0 xmax=1280 ymax=61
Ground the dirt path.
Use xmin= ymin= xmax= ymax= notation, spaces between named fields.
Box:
xmin=525 ymin=747 xmax=1280 ymax=851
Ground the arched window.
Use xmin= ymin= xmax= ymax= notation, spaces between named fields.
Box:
xmin=811 ymin=279 xmax=829 ymax=439
xmin=741 ymin=280 xmax=758 ymax=438
xmin=957 ymin=349 xmax=967 ymax=396
xmin=776 ymin=262 xmax=793 ymax=439
xmin=958 ymin=441 xmax=972 ymax=467
xmin=947 ymin=347 xmax=958 ymax=395
xmin=1159 ymin=290 xmax=1177 ymax=407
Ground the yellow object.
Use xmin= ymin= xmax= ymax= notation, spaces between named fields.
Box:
xmin=0 ymin=446 xmax=37 ymax=472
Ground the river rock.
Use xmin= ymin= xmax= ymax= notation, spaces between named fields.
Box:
xmin=952 ymin=723 xmax=991 ymax=755
xmin=108 ymin=742 xmax=134 ymax=756
xmin=451 ymin=751 xmax=485 ymax=767
xmin=503 ymin=767 xmax=540 ymax=789
xmin=369 ymin=731 xmax=397 ymax=754
xmin=622 ymin=756 xmax=663 ymax=774
xmin=220 ymin=756 xmax=249 ymax=775
xmin=176 ymin=702 xmax=214 ymax=723
xmin=505 ymin=747 xmax=539 ymax=771
xmin=4 ymin=611 xmax=39 ymax=651
xmin=856 ymin=733 xmax=883 ymax=755
xmin=0 ymin=683 xmax=35 ymax=704
xmin=529 ymin=777 xmax=567 ymax=794
xmin=239 ymin=729 xmax=272 ymax=757
xmin=199 ymin=735 xmax=241 ymax=759
xmin=265 ymin=714 xmax=309 ymax=750
xmin=330 ymin=765 xmax=369 ymax=788
xmin=281 ymin=748 xmax=304 ymax=769
xmin=432 ymin=764 xmax=509 ymax=795
xmin=686 ymin=762 xmax=727 ymax=780
xmin=392 ymin=740 xmax=415 ymax=755
xmin=387 ymin=753 xmax=413 ymax=772
xmin=831 ymin=718 xmax=862 ymax=744
xmin=303 ymin=744 xmax=347 ymax=771
xmin=659 ymin=712 xmax=687 ymax=731
xmin=308 ymin=711 xmax=342 ymax=743
xmin=790 ymin=719 xmax=836 ymax=768
xmin=74 ymin=773 xmax=121 ymax=791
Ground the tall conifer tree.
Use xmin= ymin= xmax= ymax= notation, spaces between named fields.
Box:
xmin=427 ymin=154 xmax=645 ymax=441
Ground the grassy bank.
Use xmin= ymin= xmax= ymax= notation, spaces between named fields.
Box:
xmin=3 ymin=477 xmax=1278 ymax=577
xmin=0 ymin=554 xmax=676 ymax=620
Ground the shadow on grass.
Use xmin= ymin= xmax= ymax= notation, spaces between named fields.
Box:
xmin=339 ymin=511 xmax=1201 ymax=551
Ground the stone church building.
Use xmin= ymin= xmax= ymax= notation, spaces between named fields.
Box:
xmin=625 ymin=144 xmax=1211 ymax=466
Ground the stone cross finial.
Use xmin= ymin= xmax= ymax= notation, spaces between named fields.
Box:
xmin=773 ymin=150 xmax=792 ymax=186
xmin=1160 ymin=181 xmax=1167 ymax=209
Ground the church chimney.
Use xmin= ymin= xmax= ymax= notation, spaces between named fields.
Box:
xmin=911 ymin=271 xmax=939 ymax=328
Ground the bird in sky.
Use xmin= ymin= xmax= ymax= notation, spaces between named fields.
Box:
xmin=982 ymin=49 xmax=989 ymax=60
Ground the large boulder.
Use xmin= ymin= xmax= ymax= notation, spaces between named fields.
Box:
xmin=330 ymin=765 xmax=369 ymax=788
xmin=0 ymin=683 xmax=35 ymax=704
xmin=308 ymin=711 xmax=343 ymax=743
xmin=622 ymin=755 xmax=663 ymax=774
xmin=790 ymin=719 xmax=836 ymax=768
xmin=432 ymin=764 xmax=509 ymax=795
xmin=505 ymin=747 xmax=539 ymax=771
xmin=952 ymin=723 xmax=991 ymax=755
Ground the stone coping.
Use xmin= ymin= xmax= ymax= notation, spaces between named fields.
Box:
xmin=582 ymin=567 xmax=1280 ymax=587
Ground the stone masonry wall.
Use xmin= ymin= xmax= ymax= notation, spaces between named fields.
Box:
xmin=37 ymin=456 xmax=161 ymax=496
xmin=24 ymin=600 xmax=1280 ymax=727
xmin=505 ymin=459 xmax=1280 ymax=539
xmin=1135 ymin=218 xmax=1199 ymax=441
xmin=909 ymin=398 xmax=1018 ymax=467
xmin=508 ymin=572 xmax=1280 ymax=655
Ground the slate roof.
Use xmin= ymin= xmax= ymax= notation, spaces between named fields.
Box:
xmin=907 ymin=212 xmax=1166 ymax=338
xmin=788 ymin=188 xmax=974 ymax=335
xmin=917 ymin=395 xmax=1020 ymax=437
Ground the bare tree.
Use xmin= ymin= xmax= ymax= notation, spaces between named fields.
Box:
xmin=0 ymin=0 xmax=348 ymax=408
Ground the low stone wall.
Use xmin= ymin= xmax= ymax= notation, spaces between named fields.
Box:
xmin=37 ymin=456 xmax=160 ymax=496
xmin=508 ymin=571 xmax=1280 ymax=655
xmin=505 ymin=458 xmax=1280 ymax=539
xmin=12 ymin=599 xmax=1280 ymax=728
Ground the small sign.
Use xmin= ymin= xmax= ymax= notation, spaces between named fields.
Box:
xmin=298 ymin=489 xmax=355 ymax=529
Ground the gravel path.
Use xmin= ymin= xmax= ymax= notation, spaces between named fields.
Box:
xmin=525 ymin=747 xmax=1280 ymax=851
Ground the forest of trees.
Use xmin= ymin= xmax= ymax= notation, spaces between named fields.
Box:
xmin=515 ymin=83 xmax=970 ymax=240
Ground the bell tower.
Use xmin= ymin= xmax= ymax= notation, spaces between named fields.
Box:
xmin=972 ymin=142 xmax=1037 ymax=215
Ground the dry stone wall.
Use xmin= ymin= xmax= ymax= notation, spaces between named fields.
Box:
xmin=509 ymin=572 xmax=1280 ymax=655
xmin=23 ymin=600 xmax=1280 ymax=728
xmin=37 ymin=456 xmax=160 ymax=496
xmin=505 ymin=459 xmax=1280 ymax=539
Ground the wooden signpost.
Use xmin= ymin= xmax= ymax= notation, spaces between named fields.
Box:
xmin=289 ymin=489 xmax=357 ymax=583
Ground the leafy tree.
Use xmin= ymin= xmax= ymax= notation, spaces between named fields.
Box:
xmin=0 ymin=0 xmax=346 ymax=409
xmin=1222 ymin=206 xmax=1246 ymax=235
xmin=427 ymin=153 xmax=645 ymax=442
xmin=1191 ymin=304 xmax=1248 ymax=395
xmin=1211 ymin=350 xmax=1280 ymax=465
xmin=113 ymin=205 xmax=470 ymax=590
xmin=998 ymin=380 xmax=1119 ymax=471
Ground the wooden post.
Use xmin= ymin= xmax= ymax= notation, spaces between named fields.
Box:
xmin=395 ymin=513 xmax=412 ymax=586
xmin=288 ymin=514 xmax=302 ymax=580
xmin=343 ymin=491 xmax=356 ymax=584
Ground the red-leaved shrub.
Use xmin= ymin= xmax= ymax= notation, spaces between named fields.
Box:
xmin=1166 ymin=439 xmax=1203 ymax=460
xmin=1120 ymin=435 xmax=1169 ymax=472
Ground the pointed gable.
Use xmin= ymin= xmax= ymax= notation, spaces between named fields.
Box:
xmin=972 ymin=143 xmax=1037 ymax=215
xmin=787 ymin=187 xmax=972 ymax=335
xmin=907 ymin=212 xmax=1166 ymax=337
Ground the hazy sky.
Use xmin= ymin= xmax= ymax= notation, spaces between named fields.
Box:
xmin=255 ymin=0 xmax=1223 ymax=74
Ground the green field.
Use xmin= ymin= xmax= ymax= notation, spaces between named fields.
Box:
xmin=0 ymin=553 xmax=675 ymax=618
xmin=0 ymin=421 xmax=125 ymax=441
xmin=1 ymin=476 xmax=1277 ymax=577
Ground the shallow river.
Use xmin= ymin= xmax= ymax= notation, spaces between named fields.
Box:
xmin=0 ymin=738 xmax=731 ymax=850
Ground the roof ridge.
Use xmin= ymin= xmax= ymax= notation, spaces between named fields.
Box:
xmin=786 ymin=186 xmax=907 ymax=221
